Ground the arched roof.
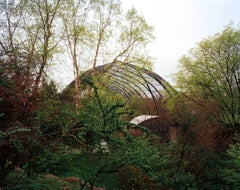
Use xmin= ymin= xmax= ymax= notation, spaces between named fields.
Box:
xmin=78 ymin=61 xmax=175 ymax=100
xmin=130 ymin=115 xmax=159 ymax=125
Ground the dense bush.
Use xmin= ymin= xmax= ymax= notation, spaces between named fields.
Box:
xmin=0 ymin=51 xmax=45 ymax=185
xmin=223 ymin=139 xmax=240 ymax=189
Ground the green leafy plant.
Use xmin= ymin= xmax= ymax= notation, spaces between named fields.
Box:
xmin=223 ymin=138 xmax=240 ymax=189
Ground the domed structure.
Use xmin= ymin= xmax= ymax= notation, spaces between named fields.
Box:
xmin=82 ymin=61 xmax=174 ymax=97
xmin=64 ymin=61 xmax=175 ymax=115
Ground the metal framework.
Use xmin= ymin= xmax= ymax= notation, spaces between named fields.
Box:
xmin=78 ymin=61 xmax=175 ymax=100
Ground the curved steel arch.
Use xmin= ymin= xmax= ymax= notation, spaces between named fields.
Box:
xmin=79 ymin=61 xmax=174 ymax=100
xmin=64 ymin=61 xmax=175 ymax=115
xmin=113 ymin=64 xmax=164 ymax=99
xmin=102 ymin=70 xmax=151 ymax=98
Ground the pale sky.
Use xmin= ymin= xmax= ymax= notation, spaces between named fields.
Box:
xmin=53 ymin=0 xmax=240 ymax=89
xmin=122 ymin=0 xmax=240 ymax=85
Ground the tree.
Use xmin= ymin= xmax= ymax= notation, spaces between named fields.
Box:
xmin=26 ymin=0 xmax=61 ymax=90
xmin=60 ymin=0 xmax=154 ymax=108
xmin=89 ymin=0 xmax=121 ymax=68
xmin=223 ymin=138 xmax=240 ymax=189
xmin=113 ymin=7 xmax=154 ymax=68
xmin=0 ymin=0 xmax=24 ymax=52
xmin=0 ymin=0 xmax=62 ymax=92
xmin=60 ymin=0 xmax=91 ymax=108
xmin=176 ymin=24 xmax=240 ymax=132
xmin=1 ymin=0 xmax=155 ymax=107
xmin=0 ymin=49 xmax=47 ymax=185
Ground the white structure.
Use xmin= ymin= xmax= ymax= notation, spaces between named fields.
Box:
xmin=130 ymin=115 xmax=159 ymax=125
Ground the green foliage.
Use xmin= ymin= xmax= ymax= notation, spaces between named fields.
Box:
xmin=0 ymin=48 xmax=46 ymax=186
xmin=35 ymin=81 xmax=79 ymax=140
xmin=76 ymin=78 xmax=132 ymax=151
xmin=154 ymin=143 xmax=197 ymax=189
xmin=1 ymin=3 xmax=240 ymax=190
xmin=176 ymin=24 xmax=240 ymax=131
xmin=223 ymin=139 xmax=240 ymax=189
xmin=4 ymin=173 xmax=79 ymax=190
xmin=23 ymin=144 xmax=67 ymax=175
xmin=0 ymin=1 xmax=156 ymax=188
xmin=0 ymin=124 xmax=46 ymax=185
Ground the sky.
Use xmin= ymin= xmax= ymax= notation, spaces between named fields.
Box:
xmin=121 ymin=0 xmax=240 ymax=85
xmin=53 ymin=0 xmax=240 ymax=89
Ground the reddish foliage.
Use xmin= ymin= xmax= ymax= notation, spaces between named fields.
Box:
xmin=0 ymin=124 xmax=46 ymax=184
xmin=0 ymin=50 xmax=44 ymax=184
xmin=167 ymin=94 xmax=225 ymax=150
xmin=129 ymin=128 xmax=143 ymax=137
xmin=63 ymin=176 xmax=82 ymax=184
xmin=0 ymin=52 xmax=39 ymax=126
xmin=117 ymin=165 xmax=156 ymax=190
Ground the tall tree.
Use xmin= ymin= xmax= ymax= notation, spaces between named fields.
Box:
xmin=89 ymin=0 xmax=121 ymax=68
xmin=89 ymin=1 xmax=154 ymax=68
xmin=113 ymin=7 xmax=154 ymax=68
xmin=61 ymin=0 xmax=90 ymax=108
xmin=0 ymin=0 xmax=62 ymax=92
xmin=27 ymin=0 xmax=61 ymax=90
xmin=176 ymin=25 xmax=240 ymax=131
xmin=60 ymin=0 xmax=154 ymax=107
xmin=0 ymin=0 xmax=24 ymax=51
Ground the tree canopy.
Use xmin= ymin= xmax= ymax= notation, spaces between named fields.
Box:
xmin=176 ymin=25 xmax=240 ymax=131
xmin=0 ymin=0 xmax=154 ymax=89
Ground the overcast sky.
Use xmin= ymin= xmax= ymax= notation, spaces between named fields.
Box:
xmin=54 ymin=0 xmax=240 ymax=89
xmin=122 ymin=0 xmax=240 ymax=84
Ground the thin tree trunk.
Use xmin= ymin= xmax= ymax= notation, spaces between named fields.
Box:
xmin=73 ymin=40 xmax=81 ymax=108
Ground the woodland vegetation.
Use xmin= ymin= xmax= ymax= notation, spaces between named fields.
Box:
xmin=1 ymin=0 xmax=240 ymax=189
